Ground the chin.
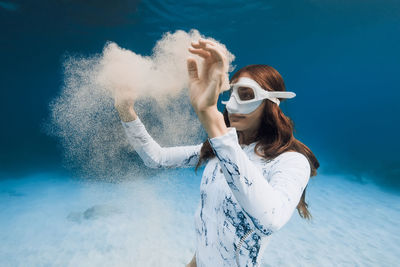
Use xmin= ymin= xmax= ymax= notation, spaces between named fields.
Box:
xmin=229 ymin=121 xmax=244 ymax=130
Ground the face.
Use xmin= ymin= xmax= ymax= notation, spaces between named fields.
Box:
xmin=227 ymin=73 xmax=265 ymax=134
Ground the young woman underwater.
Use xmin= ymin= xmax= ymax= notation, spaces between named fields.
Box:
xmin=115 ymin=39 xmax=319 ymax=267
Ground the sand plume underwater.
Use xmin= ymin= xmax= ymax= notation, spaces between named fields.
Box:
xmin=46 ymin=29 xmax=234 ymax=180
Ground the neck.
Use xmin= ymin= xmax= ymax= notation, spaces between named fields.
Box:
xmin=238 ymin=129 xmax=258 ymax=145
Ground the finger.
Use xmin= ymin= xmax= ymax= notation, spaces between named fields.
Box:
xmin=188 ymin=47 xmax=211 ymax=59
xmin=205 ymin=76 xmax=222 ymax=103
xmin=187 ymin=58 xmax=199 ymax=82
xmin=204 ymin=43 xmax=225 ymax=57
xmin=190 ymin=42 xmax=205 ymax=49
xmin=199 ymin=39 xmax=216 ymax=47
xmin=191 ymin=38 xmax=215 ymax=48
xmin=220 ymin=73 xmax=230 ymax=92
xmin=203 ymin=44 xmax=225 ymax=65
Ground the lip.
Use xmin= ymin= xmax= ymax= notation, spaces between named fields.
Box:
xmin=229 ymin=114 xmax=246 ymax=120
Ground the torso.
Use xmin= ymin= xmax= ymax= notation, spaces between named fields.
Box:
xmin=194 ymin=144 xmax=295 ymax=267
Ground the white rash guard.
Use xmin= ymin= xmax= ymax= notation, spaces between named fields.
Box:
xmin=121 ymin=117 xmax=311 ymax=267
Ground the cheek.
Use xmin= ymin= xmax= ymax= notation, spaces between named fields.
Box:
xmin=237 ymin=118 xmax=254 ymax=129
xmin=246 ymin=114 xmax=263 ymax=128
xmin=247 ymin=118 xmax=258 ymax=128
xmin=250 ymin=108 xmax=264 ymax=124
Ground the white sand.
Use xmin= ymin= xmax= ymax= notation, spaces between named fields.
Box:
xmin=0 ymin=170 xmax=398 ymax=266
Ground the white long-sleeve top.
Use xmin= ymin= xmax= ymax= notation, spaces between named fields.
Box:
xmin=121 ymin=118 xmax=311 ymax=267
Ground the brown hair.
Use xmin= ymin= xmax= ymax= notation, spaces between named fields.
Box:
xmin=195 ymin=64 xmax=319 ymax=220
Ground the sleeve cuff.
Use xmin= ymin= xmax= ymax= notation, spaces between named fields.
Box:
xmin=121 ymin=117 xmax=142 ymax=129
xmin=120 ymin=116 xmax=151 ymax=144
xmin=208 ymin=127 xmax=238 ymax=149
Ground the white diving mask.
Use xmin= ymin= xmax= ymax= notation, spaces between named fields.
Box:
xmin=220 ymin=77 xmax=296 ymax=114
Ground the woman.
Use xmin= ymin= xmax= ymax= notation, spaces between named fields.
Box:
xmin=115 ymin=39 xmax=319 ymax=267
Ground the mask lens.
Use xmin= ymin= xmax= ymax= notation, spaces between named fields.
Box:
xmin=237 ymin=87 xmax=255 ymax=101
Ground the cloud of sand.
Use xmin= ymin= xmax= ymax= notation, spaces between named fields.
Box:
xmin=47 ymin=29 xmax=235 ymax=180
xmin=97 ymin=29 xmax=234 ymax=103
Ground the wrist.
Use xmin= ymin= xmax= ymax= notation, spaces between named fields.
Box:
xmin=196 ymin=107 xmax=227 ymax=138
xmin=118 ymin=107 xmax=138 ymax=122
xmin=196 ymin=105 xmax=219 ymax=116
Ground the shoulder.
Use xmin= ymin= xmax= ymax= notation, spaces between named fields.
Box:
xmin=271 ymin=151 xmax=310 ymax=171
xmin=277 ymin=151 xmax=308 ymax=162
xmin=265 ymin=152 xmax=311 ymax=187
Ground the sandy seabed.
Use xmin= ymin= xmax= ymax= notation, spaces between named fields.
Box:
xmin=0 ymin=169 xmax=399 ymax=267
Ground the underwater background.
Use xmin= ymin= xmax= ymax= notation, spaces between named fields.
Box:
xmin=0 ymin=0 xmax=399 ymax=266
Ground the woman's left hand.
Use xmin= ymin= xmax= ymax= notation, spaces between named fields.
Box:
xmin=187 ymin=39 xmax=229 ymax=112
xmin=187 ymin=39 xmax=230 ymax=138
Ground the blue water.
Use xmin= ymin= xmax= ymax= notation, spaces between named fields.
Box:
xmin=1 ymin=0 xmax=399 ymax=266
xmin=1 ymin=0 xmax=399 ymax=186
xmin=0 ymin=170 xmax=399 ymax=266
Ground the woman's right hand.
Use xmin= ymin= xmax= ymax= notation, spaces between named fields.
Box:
xmin=114 ymin=89 xmax=138 ymax=122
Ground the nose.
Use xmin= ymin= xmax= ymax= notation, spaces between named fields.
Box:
xmin=225 ymin=95 xmax=240 ymax=114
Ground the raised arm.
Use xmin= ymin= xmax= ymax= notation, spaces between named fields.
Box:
xmin=208 ymin=128 xmax=311 ymax=235
xmin=121 ymin=117 xmax=202 ymax=169
xmin=186 ymin=40 xmax=311 ymax=235
xmin=114 ymin=84 xmax=201 ymax=169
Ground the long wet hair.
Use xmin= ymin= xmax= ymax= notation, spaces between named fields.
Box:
xmin=195 ymin=64 xmax=319 ymax=220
